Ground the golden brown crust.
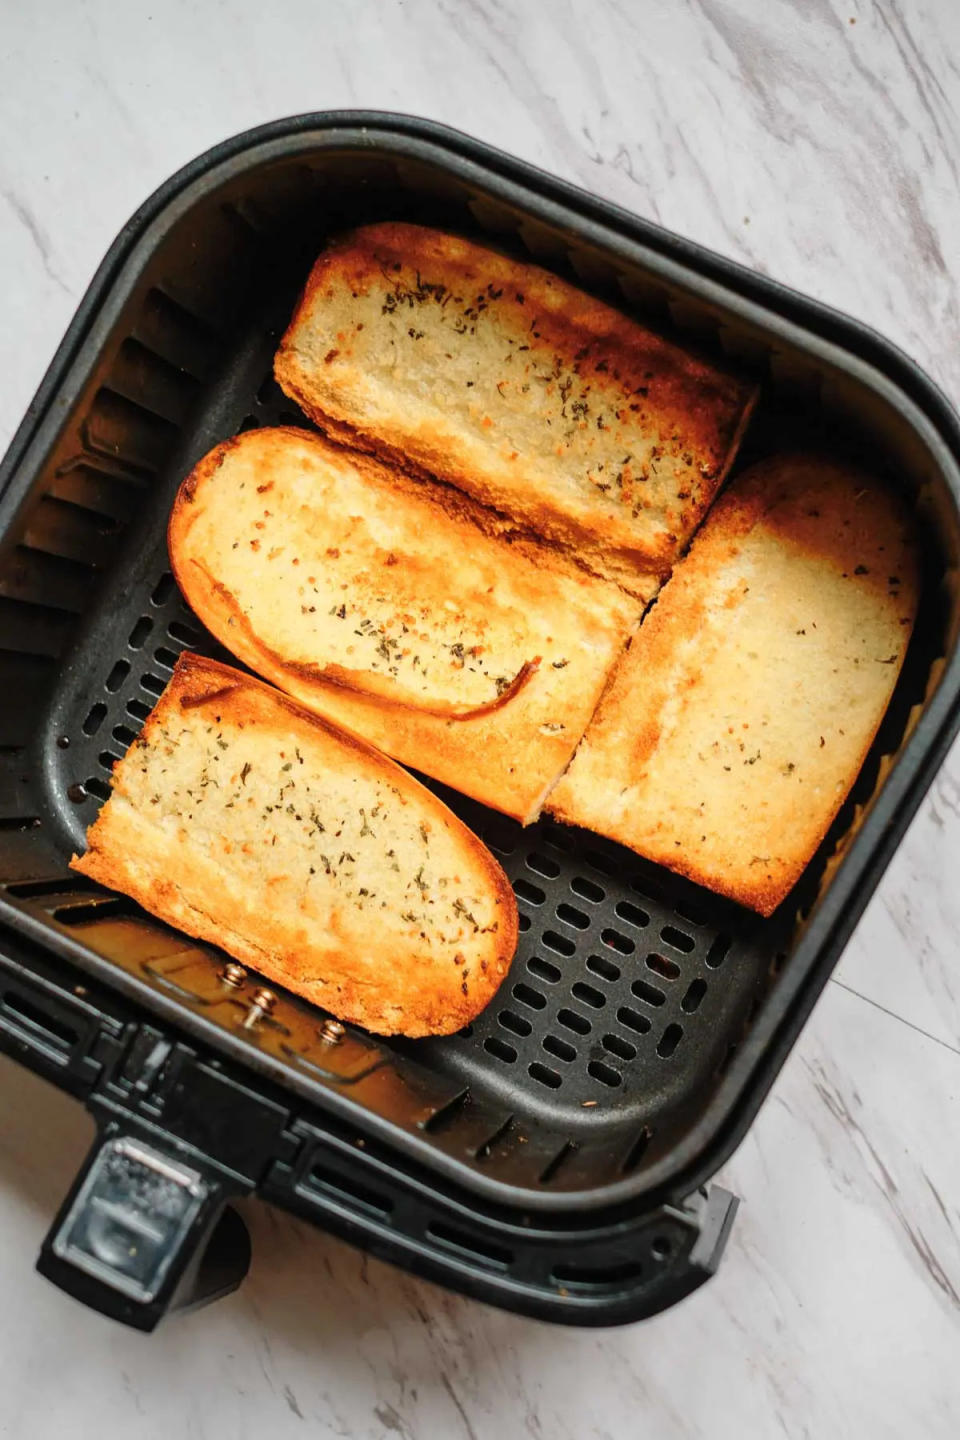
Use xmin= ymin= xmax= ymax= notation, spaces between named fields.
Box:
xmin=549 ymin=454 xmax=920 ymax=916
xmin=274 ymin=222 xmax=757 ymax=597
xmin=169 ymin=426 xmax=640 ymax=824
xmin=71 ymin=653 xmax=518 ymax=1037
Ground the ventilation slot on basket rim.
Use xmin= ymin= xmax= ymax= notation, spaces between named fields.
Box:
xmin=305 ymin=1157 xmax=393 ymax=1221
xmin=551 ymin=1258 xmax=645 ymax=1289
xmin=474 ymin=1115 xmax=514 ymax=1160
xmin=621 ymin=1125 xmax=653 ymax=1173
xmin=421 ymin=1088 xmax=471 ymax=1133
xmin=0 ymin=991 xmax=79 ymax=1053
xmin=426 ymin=1221 xmax=512 ymax=1271
xmin=539 ymin=1140 xmax=578 ymax=1185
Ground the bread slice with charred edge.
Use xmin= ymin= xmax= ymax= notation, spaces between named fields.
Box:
xmin=549 ymin=455 xmax=919 ymax=915
xmin=168 ymin=426 xmax=640 ymax=824
xmin=71 ymin=653 xmax=518 ymax=1037
xmin=274 ymin=222 xmax=757 ymax=600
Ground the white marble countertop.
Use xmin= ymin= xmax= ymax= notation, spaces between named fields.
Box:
xmin=1 ymin=1 xmax=959 ymax=1436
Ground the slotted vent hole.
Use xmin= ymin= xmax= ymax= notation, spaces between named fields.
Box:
xmin=570 ymin=876 xmax=605 ymax=903
xmin=128 ymin=616 xmax=153 ymax=649
xmin=528 ymin=1062 xmax=562 ymax=1090
xmin=706 ymin=934 xmax=732 ymax=969
xmin=541 ymin=825 xmax=575 ymax=853
xmin=588 ymin=1059 xmax=622 ymax=1088
xmin=646 ymin=952 xmax=681 ymax=981
xmin=151 ymin=572 xmax=175 ymax=606
xmin=483 ymin=1036 xmax=517 ymax=1064
xmin=513 ymin=878 xmax=545 ymax=906
xmin=586 ymin=954 xmax=620 ymax=983
xmin=517 ymin=913 xmax=531 ymax=934
xmin=555 ymin=902 xmax=589 ymax=930
xmin=512 ymin=982 xmax=547 ymax=1011
xmin=526 ymin=956 xmax=561 ymax=984
xmin=543 ymin=1034 xmax=576 ymax=1063
xmin=527 ymin=851 xmax=560 ymax=879
xmin=585 ymin=848 xmax=618 ymax=877
xmin=112 ymin=724 xmax=138 ymax=749
xmin=140 ymin=672 xmax=165 ymax=696
xmin=675 ymin=899 xmax=708 ymax=926
xmin=154 ymin=646 xmax=180 ymax=671
xmin=631 ymin=979 xmax=666 ymax=1008
xmin=557 ymin=1008 xmax=591 ymax=1036
xmin=617 ymin=1006 xmax=652 ymax=1035
xmin=571 ymin=981 xmax=605 ymax=1010
xmin=498 ymin=1009 xmax=531 ymax=1038
xmin=615 ymin=900 xmax=649 ymax=929
xmin=105 ymin=659 xmax=130 ymax=692
xmin=81 ymin=702 xmax=107 ymax=736
xmin=168 ymin=619 xmax=204 ymax=646
xmin=542 ymin=929 xmax=575 ymax=958
xmin=661 ymin=925 xmax=696 ymax=953
xmin=681 ymin=978 xmax=708 ymax=1013
xmin=602 ymin=1032 xmax=637 ymax=1062
xmin=657 ymin=1023 xmax=684 ymax=1058
xmin=601 ymin=927 xmax=634 ymax=955
xmin=126 ymin=698 xmax=151 ymax=721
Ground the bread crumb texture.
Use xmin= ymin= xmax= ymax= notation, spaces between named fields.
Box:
xmin=71 ymin=654 xmax=517 ymax=1036
xmin=550 ymin=454 xmax=919 ymax=915
xmin=274 ymin=223 xmax=757 ymax=596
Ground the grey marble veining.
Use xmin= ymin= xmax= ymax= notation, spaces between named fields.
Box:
xmin=0 ymin=1 xmax=959 ymax=1436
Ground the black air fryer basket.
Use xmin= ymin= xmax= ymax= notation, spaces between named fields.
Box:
xmin=1 ymin=114 xmax=959 ymax=1330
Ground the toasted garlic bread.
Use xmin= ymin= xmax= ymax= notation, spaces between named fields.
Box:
xmin=168 ymin=427 xmax=640 ymax=824
xmin=274 ymin=223 xmax=757 ymax=599
xmin=70 ymin=653 xmax=517 ymax=1037
xmin=549 ymin=455 xmax=919 ymax=915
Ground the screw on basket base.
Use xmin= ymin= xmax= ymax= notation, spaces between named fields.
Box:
xmin=218 ymin=962 xmax=247 ymax=990
xmin=318 ymin=1017 xmax=345 ymax=1045
xmin=242 ymin=988 xmax=277 ymax=1029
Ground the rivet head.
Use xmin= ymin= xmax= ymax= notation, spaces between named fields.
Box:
xmin=241 ymin=987 xmax=277 ymax=1029
xmin=318 ymin=1017 xmax=345 ymax=1044
xmin=219 ymin=962 xmax=247 ymax=989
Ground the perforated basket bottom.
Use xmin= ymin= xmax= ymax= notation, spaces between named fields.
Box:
xmin=20 ymin=278 xmax=788 ymax=1166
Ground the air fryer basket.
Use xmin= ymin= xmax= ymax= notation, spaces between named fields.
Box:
xmin=1 ymin=114 xmax=959 ymax=1329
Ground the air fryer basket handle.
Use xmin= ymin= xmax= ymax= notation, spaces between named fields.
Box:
xmin=36 ymin=1122 xmax=251 ymax=1331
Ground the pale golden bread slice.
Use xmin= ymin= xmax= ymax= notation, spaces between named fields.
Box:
xmin=274 ymin=222 xmax=757 ymax=599
xmin=549 ymin=455 xmax=919 ymax=915
xmin=70 ymin=653 xmax=517 ymax=1037
xmin=168 ymin=427 xmax=640 ymax=824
